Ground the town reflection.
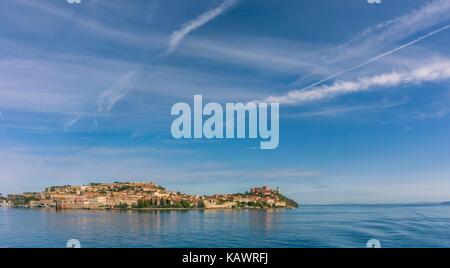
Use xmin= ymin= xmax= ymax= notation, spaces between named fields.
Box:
xmin=15 ymin=207 xmax=288 ymax=247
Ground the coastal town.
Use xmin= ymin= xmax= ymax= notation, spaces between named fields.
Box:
xmin=0 ymin=182 xmax=298 ymax=210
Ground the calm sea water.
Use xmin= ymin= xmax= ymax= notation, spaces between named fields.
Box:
xmin=1 ymin=205 xmax=450 ymax=248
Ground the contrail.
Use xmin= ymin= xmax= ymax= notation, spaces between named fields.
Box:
xmin=67 ymin=115 xmax=81 ymax=127
xmin=297 ymin=24 xmax=450 ymax=91
xmin=165 ymin=0 xmax=239 ymax=55
xmin=64 ymin=115 xmax=82 ymax=131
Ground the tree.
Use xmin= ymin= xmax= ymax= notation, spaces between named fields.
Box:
xmin=180 ymin=200 xmax=190 ymax=208
xmin=116 ymin=203 xmax=129 ymax=209
xmin=197 ymin=201 xmax=205 ymax=208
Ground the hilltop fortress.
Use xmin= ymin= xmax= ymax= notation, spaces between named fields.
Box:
xmin=5 ymin=182 xmax=298 ymax=210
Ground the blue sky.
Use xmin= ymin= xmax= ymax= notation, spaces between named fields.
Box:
xmin=1 ymin=0 xmax=450 ymax=204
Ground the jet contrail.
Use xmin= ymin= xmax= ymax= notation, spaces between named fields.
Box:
xmin=165 ymin=0 xmax=239 ymax=55
xmin=297 ymin=24 xmax=450 ymax=91
xmin=64 ymin=115 xmax=82 ymax=131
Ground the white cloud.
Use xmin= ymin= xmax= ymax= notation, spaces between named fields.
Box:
xmin=165 ymin=0 xmax=239 ymax=55
xmin=67 ymin=0 xmax=81 ymax=4
xmin=97 ymin=71 xmax=139 ymax=112
xmin=296 ymin=23 xmax=450 ymax=91
xmin=412 ymin=105 xmax=450 ymax=120
xmin=13 ymin=0 xmax=165 ymax=49
xmin=403 ymin=89 xmax=450 ymax=120
xmin=0 ymin=54 xmax=142 ymax=117
xmin=264 ymin=59 xmax=450 ymax=105
xmin=333 ymin=0 xmax=450 ymax=62
xmin=287 ymin=98 xmax=408 ymax=118
xmin=289 ymin=0 xmax=450 ymax=89
xmin=179 ymin=35 xmax=332 ymax=75
xmin=54 ymin=70 xmax=140 ymax=131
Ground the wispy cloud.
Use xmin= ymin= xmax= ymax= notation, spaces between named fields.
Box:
xmin=12 ymin=0 xmax=165 ymax=49
xmin=264 ymin=58 xmax=450 ymax=105
xmin=146 ymin=0 xmax=161 ymax=23
xmin=333 ymin=0 xmax=450 ymax=62
xmin=289 ymin=0 xmax=450 ymax=89
xmin=287 ymin=98 xmax=408 ymax=118
xmin=412 ymin=105 xmax=450 ymax=120
xmin=62 ymin=70 xmax=141 ymax=132
xmin=296 ymin=24 xmax=450 ymax=90
xmin=165 ymin=0 xmax=239 ymax=55
xmin=97 ymin=71 xmax=139 ymax=112
xmin=403 ymin=89 xmax=450 ymax=120
xmin=179 ymin=36 xmax=332 ymax=75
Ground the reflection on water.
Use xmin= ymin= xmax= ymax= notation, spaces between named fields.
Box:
xmin=1 ymin=205 xmax=450 ymax=248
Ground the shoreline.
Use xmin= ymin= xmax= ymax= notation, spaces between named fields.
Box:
xmin=5 ymin=182 xmax=298 ymax=210
xmin=4 ymin=205 xmax=296 ymax=212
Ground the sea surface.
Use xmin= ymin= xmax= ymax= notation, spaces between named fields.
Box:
xmin=1 ymin=205 xmax=450 ymax=248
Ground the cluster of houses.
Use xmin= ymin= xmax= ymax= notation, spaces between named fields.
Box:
xmin=203 ymin=186 xmax=287 ymax=208
xmin=5 ymin=182 xmax=293 ymax=210
xmin=0 ymin=194 xmax=9 ymax=206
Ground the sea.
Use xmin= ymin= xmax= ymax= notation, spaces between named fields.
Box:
xmin=1 ymin=204 xmax=450 ymax=248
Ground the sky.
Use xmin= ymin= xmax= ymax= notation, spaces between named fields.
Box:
xmin=0 ymin=0 xmax=450 ymax=204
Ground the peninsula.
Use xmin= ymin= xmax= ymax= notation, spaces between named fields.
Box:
xmin=2 ymin=182 xmax=298 ymax=210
